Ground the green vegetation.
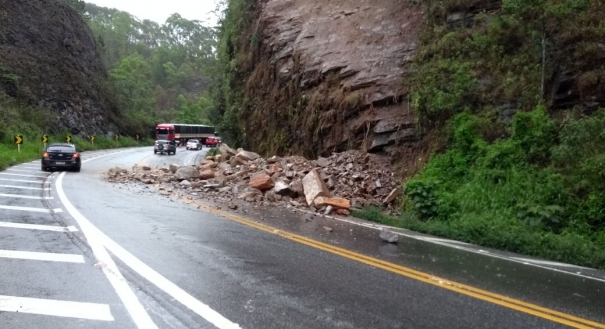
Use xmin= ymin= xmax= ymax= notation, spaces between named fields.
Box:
xmin=208 ymin=0 xmax=257 ymax=148
xmin=46 ymin=0 xmax=605 ymax=269
xmin=206 ymin=147 xmax=221 ymax=157
xmin=411 ymin=0 xmax=604 ymax=128
xmin=0 ymin=136 xmax=145 ymax=171
xmin=0 ymin=92 xmax=149 ymax=171
xmin=84 ymin=3 xmax=217 ymax=132
xmin=205 ymin=0 xmax=605 ymax=268
xmin=355 ymin=0 xmax=605 ymax=269
xmin=3 ymin=1 xmax=219 ymax=147
xmin=62 ymin=0 xmax=86 ymax=16
xmin=358 ymin=107 xmax=605 ymax=269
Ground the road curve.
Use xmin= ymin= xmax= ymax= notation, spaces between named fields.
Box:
xmin=0 ymin=146 xmax=603 ymax=329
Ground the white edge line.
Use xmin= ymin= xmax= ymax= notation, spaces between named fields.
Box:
xmin=0 ymin=173 xmax=48 ymax=178
xmin=509 ymin=257 xmax=595 ymax=269
xmin=0 ymin=222 xmax=78 ymax=233
xmin=0 ymin=178 xmax=51 ymax=184
xmin=0 ymin=185 xmax=50 ymax=191
xmin=63 ymin=151 xmax=242 ymax=329
xmin=56 ymin=172 xmax=158 ymax=329
xmin=0 ymin=193 xmax=53 ymax=200
xmin=297 ymin=209 xmax=605 ymax=283
xmin=100 ymin=232 xmax=242 ymax=329
xmin=0 ymin=205 xmax=55 ymax=213
xmin=0 ymin=250 xmax=84 ymax=263
xmin=0 ymin=295 xmax=114 ymax=321
xmin=5 ymin=169 xmax=41 ymax=173
xmin=66 ymin=149 xmax=605 ymax=284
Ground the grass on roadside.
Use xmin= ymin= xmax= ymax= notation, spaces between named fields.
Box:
xmin=354 ymin=204 xmax=605 ymax=271
xmin=0 ymin=135 xmax=152 ymax=171
xmin=206 ymin=147 xmax=221 ymax=157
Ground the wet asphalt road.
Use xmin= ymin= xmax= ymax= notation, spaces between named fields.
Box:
xmin=1 ymin=146 xmax=604 ymax=329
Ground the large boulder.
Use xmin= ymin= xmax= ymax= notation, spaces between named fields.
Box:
xmin=267 ymin=156 xmax=280 ymax=163
xmin=214 ymin=173 xmax=227 ymax=185
xmin=159 ymin=173 xmax=175 ymax=183
xmin=289 ymin=179 xmax=304 ymax=196
xmin=383 ymin=188 xmax=399 ymax=204
xmin=313 ymin=196 xmax=350 ymax=210
xmin=199 ymin=159 xmax=214 ymax=166
xmin=380 ymin=229 xmax=399 ymax=243
xmin=249 ymin=173 xmax=274 ymax=191
xmin=218 ymin=162 xmax=232 ymax=172
xmin=220 ymin=144 xmax=237 ymax=158
xmin=109 ymin=167 xmax=128 ymax=174
xmin=302 ymin=169 xmax=332 ymax=206
xmin=199 ymin=169 xmax=215 ymax=180
xmin=169 ymin=164 xmax=180 ymax=173
xmin=230 ymin=156 xmax=247 ymax=167
xmin=274 ymin=180 xmax=296 ymax=197
xmin=316 ymin=157 xmax=329 ymax=167
xmin=270 ymin=163 xmax=283 ymax=174
xmin=175 ymin=167 xmax=200 ymax=180
xmin=200 ymin=162 xmax=218 ymax=171
xmin=236 ymin=150 xmax=261 ymax=161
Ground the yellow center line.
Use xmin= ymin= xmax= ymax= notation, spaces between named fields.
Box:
xmin=183 ymin=198 xmax=605 ymax=329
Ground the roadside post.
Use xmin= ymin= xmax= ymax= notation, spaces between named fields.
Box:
xmin=66 ymin=135 xmax=72 ymax=144
xmin=114 ymin=134 xmax=119 ymax=142
xmin=42 ymin=135 xmax=48 ymax=149
xmin=90 ymin=135 xmax=95 ymax=145
xmin=136 ymin=134 xmax=140 ymax=142
xmin=14 ymin=135 xmax=23 ymax=152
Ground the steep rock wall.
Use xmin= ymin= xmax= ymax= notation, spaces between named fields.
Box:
xmin=242 ymin=0 xmax=424 ymax=158
xmin=0 ymin=0 xmax=119 ymax=135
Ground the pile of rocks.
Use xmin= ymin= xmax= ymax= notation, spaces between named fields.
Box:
xmin=106 ymin=144 xmax=400 ymax=215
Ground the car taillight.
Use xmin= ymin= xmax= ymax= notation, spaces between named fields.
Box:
xmin=43 ymin=152 xmax=49 ymax=158
xmin=72 ymin=153 xmax=79 ymax=158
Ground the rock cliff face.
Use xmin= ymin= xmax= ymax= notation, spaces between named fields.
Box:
xmin=241 ymin=0 xmax=424 ymax=157
xmin=0 ymin=0 xmax=118 ymax=135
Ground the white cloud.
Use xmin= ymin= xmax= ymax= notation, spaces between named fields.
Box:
xmin=85 ymin=0 xmax=221 ymax=26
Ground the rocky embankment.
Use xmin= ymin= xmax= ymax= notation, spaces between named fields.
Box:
xmin=107 ymin=144 xmax=401 ymax=216
xmin=0 ymin=0 xmax=118 ymax=135
xmin=236 ymin=0 xmax=424 ymax=157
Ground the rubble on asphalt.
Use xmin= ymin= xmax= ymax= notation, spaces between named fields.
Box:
xmin=106 ymin=143 xmax=400 ymax=216
xmin=379 ymin=229 xmax=399 ymax=243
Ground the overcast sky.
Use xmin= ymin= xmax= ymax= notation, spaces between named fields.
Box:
xmin=84 ymin=0 xmax=221 ymax=26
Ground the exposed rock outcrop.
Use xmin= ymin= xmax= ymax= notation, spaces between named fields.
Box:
xmin=242 ymin=0 xmax=424 ymax=157
xmin=0 ymin=0 xmax=119 ymax=135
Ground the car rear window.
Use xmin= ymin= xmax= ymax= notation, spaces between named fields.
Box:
xmin=47 ymin=147 xmax=75 ymax=152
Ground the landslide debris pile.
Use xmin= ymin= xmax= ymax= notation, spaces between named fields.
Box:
xmin=106 ymin=144 xmax=400 ymax=215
